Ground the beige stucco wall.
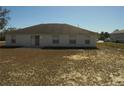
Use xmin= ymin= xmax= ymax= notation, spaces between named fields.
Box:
xmin=6 ymin=34 xmax=97 ymax=48
xmin=6 ymin=34 xmax=31 ymax=47
xmin=110 ymin=34 xmax=124 ymax=43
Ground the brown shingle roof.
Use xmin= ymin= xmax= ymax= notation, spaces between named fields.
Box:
xmin=6 ymin=23 xmax=96 ymax=35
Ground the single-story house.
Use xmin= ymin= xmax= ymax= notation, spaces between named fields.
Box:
xmin=111 ymin=29 xmax=124 ymax=43
xmin=5 ymin=23 xmax=97 ymax=48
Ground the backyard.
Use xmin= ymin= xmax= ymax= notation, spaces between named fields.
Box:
xmin=0 ymin=42 xmax=124 ymax=85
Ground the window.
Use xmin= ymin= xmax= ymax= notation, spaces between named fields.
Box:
xmin=11 ymin=39 xmax=16 ymax=44
xmin=53 ymin=40 xmax=59 ymax=44
xmin=69 ymin=40 xmax=76 ymax=44
xmin=85 ymin=40 xmax=90 ymax=44
xmin=11 ymin=35 xmax=16 ymax=44
xmin=52 ymin=35 xmax=59 ymax=44
xmin=69 ymin=35 xmax=76 ymax=45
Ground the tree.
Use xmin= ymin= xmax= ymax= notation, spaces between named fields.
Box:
xmin=0 ymin=7 xmax=10 ymax=30
xmin=99 ymin=31 xmax=105 ymax=40
xmin=98 ymin=31 xmax=110 ymax=41
xmin=104 ymin=32 xmax=110 ymax=38
xmin=0 ymin=7 xmax=10 ymax=41
xmin=114 ymin=29 xmax=119 ymax=32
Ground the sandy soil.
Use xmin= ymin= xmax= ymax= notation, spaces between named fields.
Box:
xmin=0 ymin=42 xmax=124 ymax=85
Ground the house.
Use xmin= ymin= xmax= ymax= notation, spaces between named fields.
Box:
xmin=111 ymin=29 xmax=124 ymax=43
xmin=5 ymin=23 xmax=97 ymax=48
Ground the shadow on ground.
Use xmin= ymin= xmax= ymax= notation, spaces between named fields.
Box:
xmin=0 ymin=45 xmax=98 ymax=50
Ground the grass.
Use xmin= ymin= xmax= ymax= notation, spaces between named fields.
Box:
xmin=97 ymin=42 xmax=124 ymax=49
xmin=0 ymin=42 xmax=124 ymax=85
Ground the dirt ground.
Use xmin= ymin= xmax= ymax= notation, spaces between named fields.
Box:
xmin=0 ymin=42 xmax=124 ymax=86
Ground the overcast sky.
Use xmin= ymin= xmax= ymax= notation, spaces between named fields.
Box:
xmin=4 ymin=6 xmax=124 ymax=33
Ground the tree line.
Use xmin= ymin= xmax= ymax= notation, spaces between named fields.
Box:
xmin=97 ymin=32 xmax=110 ymax=41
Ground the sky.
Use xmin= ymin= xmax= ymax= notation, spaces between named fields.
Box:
xmin=3 ymin=6 xmax=124 ymax=33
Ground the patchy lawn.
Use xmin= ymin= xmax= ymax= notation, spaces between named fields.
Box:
xmin=0 ymin=42 xmax=124 ymax=85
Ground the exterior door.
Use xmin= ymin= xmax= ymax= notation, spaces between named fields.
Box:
xmin=35 ymin=35 xmax=40 ymax=47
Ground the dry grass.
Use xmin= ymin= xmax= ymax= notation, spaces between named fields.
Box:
xmin=0 ymin=42 xmax=124 ymax=85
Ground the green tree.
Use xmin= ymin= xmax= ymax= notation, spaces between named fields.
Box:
xmin=99 ymin=32 xmax=105 ymax=40
xmin=104 ymin=32 xmax=110 ymax=38
xmin=0 ymin=7 xmax=10 ymax=30
xmin=98 ymin=32 xmax=110 ymax=41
